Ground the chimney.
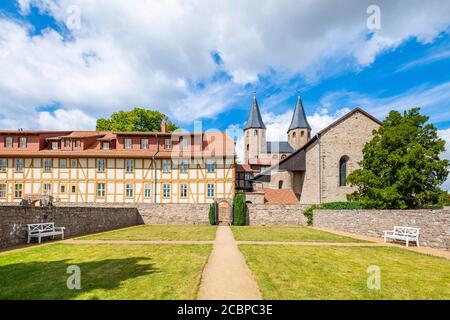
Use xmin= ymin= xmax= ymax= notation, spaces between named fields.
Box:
xmin=161 ymin=119 xmax=167 ymax=133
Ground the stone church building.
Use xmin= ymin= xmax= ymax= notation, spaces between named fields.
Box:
xmin=241 ymin=94 xmax=381 ymax=205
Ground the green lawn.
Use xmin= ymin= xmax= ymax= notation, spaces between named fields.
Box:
xmin=240 ymin=245 xmax=450 ymax=299
xmin=77 ymin=225 xmax=217 ymax=241
xmin=232 ymin=226 xmax=367 ymax=242
xmin=0 ymin=243 xmax=212 ymax=300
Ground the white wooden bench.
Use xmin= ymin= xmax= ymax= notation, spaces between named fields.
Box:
xmin=27 ymin=223 xmax=65 ymax=244
xmin=383 ymin=226 xmax=420 ymax=247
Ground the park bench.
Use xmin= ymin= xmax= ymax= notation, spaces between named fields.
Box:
xmin=27 ymin=222 xmax=65 ymax=244
xmin=383 ymin=226 xmax=420 ymax=247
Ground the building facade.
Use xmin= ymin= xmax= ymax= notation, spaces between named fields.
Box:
xmin=0 ymin=126 xmax=235 ymax=204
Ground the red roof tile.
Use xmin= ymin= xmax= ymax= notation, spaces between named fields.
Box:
xmin=261 ymin=188 xmax=299 ymax=205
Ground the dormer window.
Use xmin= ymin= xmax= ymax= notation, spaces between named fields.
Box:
xmin=102 ymin=142 xmax=110 ymax=150
xmin=19 ymin=137 xmax=27 ymax=148
xmin=75 ymin=140 xmax=81 ymax=148
xmin=164 ymin=139 xmax=172 ymax=150
xmin=124 ymin=138 xmax=132 ymax=149
xmin=51 ymin=141 xmax=59 ymax=150
xmin=64 ymin=139 xmax=71 ymax=148
xmin=141 ymin=138 xmax=149 ymax=150
xmin=5 ymin=137 xmax=13 ymax=148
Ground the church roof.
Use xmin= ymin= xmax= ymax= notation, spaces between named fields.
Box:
xmin=252 ymin=108 xmax=381 ymax=181
xmin=288 ymin=94 xmax=311 ymax=131
xmin=244 ymin=95 xmax=266 ymax=130
xmin=264 ymin=141 xmax=295 ymax=153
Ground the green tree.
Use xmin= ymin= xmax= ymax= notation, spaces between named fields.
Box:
xmin=233 ymin=192 xmax=247 ymax=225
xmin=96 ymin=108 xmax=178 ymax=132
xmin=209 ymin=203 xmax=216 ymax=225
xmin=347 ymin=108 xmax=449 ymax=209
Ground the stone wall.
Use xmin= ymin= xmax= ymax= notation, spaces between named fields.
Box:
xmin=247 ymin=204 xmax=308 ymax=226
xmin=0 ymin=206 xmax=138 ymax=248
xmin=137 ymin=204 xmax=209 ymax=225
xmin=314 ymin=209 xmax=450 ymax=250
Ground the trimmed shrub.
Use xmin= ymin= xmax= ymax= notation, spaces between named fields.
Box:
xmin=303 ymin=201 xmax=366 ymax=226
xmin=209 ymin=203 xmax=216 ymax=225
xmin=233 ymin=192 xmax=246 ymax=226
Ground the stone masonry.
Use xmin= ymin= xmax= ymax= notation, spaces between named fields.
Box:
xmin=314 ymin=209 xmax=450 ymax=250
xmin=0 ymin=206 xmax=138 ymax=248
xmin=247 ymin=204 xmax=308 ymax=226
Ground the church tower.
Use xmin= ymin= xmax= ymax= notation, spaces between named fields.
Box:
xmin=243 ymin=94 xmax=266 ymax=164
xmin=287 ymin=93 xmax=311 ymax=150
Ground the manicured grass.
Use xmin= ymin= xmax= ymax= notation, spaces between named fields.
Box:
xmin=240 ymin=245 xmax=450 ymax=299
xmin=0 ymin=243 xmax=212 ymax=299
xmin=77 ymin=225 xmax=217 ymax=241
xmin=232 ymin=226 xmax=367 ymax=242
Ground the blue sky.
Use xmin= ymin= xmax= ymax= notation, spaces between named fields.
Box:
xmin=0 ymin=1 xmax=450 ymax=189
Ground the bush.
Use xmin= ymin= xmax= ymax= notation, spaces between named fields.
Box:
xmin=233 ymin=192 xmax=246 ymax=226
xmin=303 ymin=201 xmax=366 ymax=226
xmin=209 ymin=203 xmax=216 ymax=225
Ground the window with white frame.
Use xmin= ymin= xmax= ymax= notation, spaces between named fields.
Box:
xmin=60 ymin=185 xmax=66 ymax=193
xmin=164 ymin=139 xmax=172 ymax=150
xmin=97 ymin=159 xmax=106 ymax=172
xmin=144 ymin=184 xmax=151 ymax=198
xmin=14 ymin=159 xmax=23 ymax=172
xmin=140 ymin=138 xmax=149 ymax=149
xmin=97 ymin=183 xmax=106 ymax=197
xmin=51 ymin=141 xmax=59 ymax=150
xmin=0 ymin=184 xmax=6 ymax=198
xmin=207 ymin=160 xmax=216 ymax=173
xmin=180 ymin=137 xmax=188 ymax=150
xmin=71 ymin=159 xmax=77 ymax=168
xmin=207 ymin=183 xmax=215 ymax=198
xmin=0 ymin=159 xmax=6 ymax=172
xmin=125 ymin=184 xmax=134 ymax=198
xmin=163 ymin=159 xmax=171 ymax=173
xmin=163 ymin=183 xmax=171 ymax=198
xmin=5 ymin=137 xmax=13 ymax=148
xmin=19 ymin=137 xmax=27 ymax=148
xmin=180 ymin=159 xmax=188 ymax=173
xmin=43 ymin=159 xmax=52 ymax=173
xmin=60 ymin=159 xmax=67 ymax=169
xmin=64 ymin=139 xmax=71 ymax=148
xmin=75 ymin=140 xmax=81 ymax=148
xmin=43 ymin=183 xmax=52 ymax=195
xmin=14 ymin=183 xmax=23 ymax=198
xmin=124 ymin=138 xmax=132 ymax=149
xmin=102 ymin=142 xmax=110 ymax=150
xmin=180 ymin=183 xmax=188 ymax=198
xmin=126 ymin=159 xmax=134 ymax=173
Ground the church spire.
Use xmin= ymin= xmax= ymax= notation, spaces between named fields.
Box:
xmin=288 ymin=93 xmax=311 ymax=132
xmin=244 ymin=94 xmax=266 ymax=130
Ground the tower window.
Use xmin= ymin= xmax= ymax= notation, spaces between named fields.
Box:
xmin=292 ymin=132 xmax=296 ymax=138
xmin=246 ymin=144 xmax=249 ymax=151
xmin=301 ymin=130 xmax=304 ymax=137
xmin=339 ymin=156 xmax=348 ymax=187
xmin=254 ymin=129 xmax=258 ymax=136
xmin=278 ymin=180 xmax=284 ymax=189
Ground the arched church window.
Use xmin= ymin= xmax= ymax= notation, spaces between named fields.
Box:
xmin=246 ymin=144 xmax=249 ymax=151
xmin=281 ymin=154 xmax=287 ymax=160
xmin=339 ymin=156 xmax=348 ymax=187
xmin=301 ymin=130 xmax=304 ymax=137
xmin=254 ymin=129 xmax=258 ymax=136
xmin=278 ymin=180 xmax=284 ymax=189
xmin=292 ymin=131 xmax=296 ymax=138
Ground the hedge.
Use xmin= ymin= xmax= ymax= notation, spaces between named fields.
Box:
xmin=209 ymin=203 xmax=216 ymax=225
xmin=233 ymin=192 xmax=246 ymax=226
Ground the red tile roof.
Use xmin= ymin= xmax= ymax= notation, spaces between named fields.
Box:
xmin=261 ymin=188 xmax=299 ymax=205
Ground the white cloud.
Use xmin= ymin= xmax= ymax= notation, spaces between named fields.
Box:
xmin=438 ymin=128 xmax=450 ymax=191
xmin=38 ymin=109 xmax=96 ymax=130
xmin=0 ymin=0 xmax=449 ymax=129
